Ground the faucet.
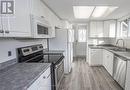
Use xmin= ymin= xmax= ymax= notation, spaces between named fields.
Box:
xmin=116 ymin=39 xmax=125 ymax=49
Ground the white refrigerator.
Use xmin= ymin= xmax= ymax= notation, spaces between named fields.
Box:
xmin=49 ymin=29 xmax=74 ymax=74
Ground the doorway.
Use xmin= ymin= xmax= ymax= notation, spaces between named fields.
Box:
xmin=73 ymin=24 xmax=87 ymax=59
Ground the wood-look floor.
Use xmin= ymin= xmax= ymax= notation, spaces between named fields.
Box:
xmin=59 ymin=58 xmax=123 ymax=90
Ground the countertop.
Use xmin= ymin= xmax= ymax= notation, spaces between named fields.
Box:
xmin=88 ymin=45 xmax=130 ymax=60
xmin=0 ymin=63 xmax=51 ymax=90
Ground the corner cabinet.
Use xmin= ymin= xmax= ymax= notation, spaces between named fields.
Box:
xmin=28 ymin=67 xmax=51 ymax=90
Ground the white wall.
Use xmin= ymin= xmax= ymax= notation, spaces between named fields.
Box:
xmin=0 ymin=38 xmax=47 ymax=63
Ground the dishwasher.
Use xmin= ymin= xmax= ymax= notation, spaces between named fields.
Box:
xmin=113 ymin=56 xmax=127 ymax=89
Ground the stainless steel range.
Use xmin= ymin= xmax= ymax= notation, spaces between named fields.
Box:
xmin=17 ymin=44 xmax=64 ymax=90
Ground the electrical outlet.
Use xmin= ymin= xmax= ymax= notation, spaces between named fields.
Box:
xmin=8 ymin=51 xmax=12 ymax=56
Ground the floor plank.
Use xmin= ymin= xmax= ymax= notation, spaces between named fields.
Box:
xmin=59 ymin=58 xmax=123 ymax=90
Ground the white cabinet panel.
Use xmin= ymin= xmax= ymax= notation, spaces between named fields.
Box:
xmin=0 ymin=16 xmax=3 ymax=37
xmin=97 ymin=21 xmax=103 ymax=37
xmin=89 ymin=20 xmax=116 ymax=38
xmin=30 ymin=0 xmax=45 ymax=17
xmin=89 ymin=21 xmax=103 ymax=37
xmin=103 ymin=20 xmax=116 ymax=38
xmin=125 ymin=61 xmax=130 ymax=90
xmin=28 ymin=67 xmax=51 ymax=90
xmin=103 ymin=21 xmax=110 ymax=37
xmin=90 ymin=22 xmax=97 ymax=37
xmin=88 ymin=48 xmax=103 ymax=66
xmin=1 ymin=0 xmax=31 ymax=37
xmin=103 ymin=50 xmax=114 ymax=76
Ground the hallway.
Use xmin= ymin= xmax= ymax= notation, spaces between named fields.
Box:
xmin=59 ymin=58 xmax=123 ymax=90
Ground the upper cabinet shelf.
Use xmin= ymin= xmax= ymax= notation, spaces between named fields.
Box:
xmin=89 ymin=20 xmax=117 ymax=38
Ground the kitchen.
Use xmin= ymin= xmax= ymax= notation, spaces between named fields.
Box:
xmin=0 ymin=0 xmax=130 ymax=90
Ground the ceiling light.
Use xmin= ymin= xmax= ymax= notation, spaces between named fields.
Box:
xmin=103 ymin=7 xmax=118 ymax=17
xmin=73 ymin=6 xmax=94 ymax=19
xmin=92 ymin=6 xmax=118 ymax=18
xmin=92 ymin=6 xmax=108 ymax=17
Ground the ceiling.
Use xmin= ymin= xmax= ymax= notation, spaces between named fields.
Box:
xmin=43 ymin=0 xmax=130 ymax=23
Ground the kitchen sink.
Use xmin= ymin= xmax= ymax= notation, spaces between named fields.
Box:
xmin=110 ymin=48 xmax=127 ymax=52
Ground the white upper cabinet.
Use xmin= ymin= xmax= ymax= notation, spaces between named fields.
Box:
xmin=0 ymin=16 xmax=4 ymax=37
xmin=103 ymin=20 xmax=116 ymax=38
xmin=0 ymin=0 xmax=61 ymax=38
xmin=89 ymin=21 xmax=103 ymax=37
xmin=0 ymin=0 xmax=32 ymax=37
xmin=30 ymin=0 xmax=45 ymax=17
xmin=89 ymin=20 xmax=116 ymax=38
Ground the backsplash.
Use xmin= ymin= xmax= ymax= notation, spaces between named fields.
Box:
xmin=88 ymin=38 xmax=115 ymax=45
xmin=0 ymin=38 xmax=47 ymax=63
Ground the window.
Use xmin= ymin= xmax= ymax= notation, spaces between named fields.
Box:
xmin=120 ymin=21 xmax=128 ymax=37
xmin=78 ymin=29 xmax=86 ymax=42
xmin=117 ymin=19 xmax=129 ymax=38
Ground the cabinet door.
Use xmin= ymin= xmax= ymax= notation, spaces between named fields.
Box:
xmin=125 ymin=61 xmax=130 ymax=90
xmin=5 ymin=0 xmax=31 ymax=37
xmin=109 ymin=20 xmax=116 ymax=38
xmin=28 ymin=67 xmax=51 ymax=90
xmin=0 ymin=16 xmax=4 ymax=37
xmin=90 ymin=21 xmax=103 ymax=37
xmin=90 ymin=22 xmax=97 ymax=37
xmin=38 ymin=67 xmax=51 ymax=90
xmin=89 ymin=49 xmax=103 ymax=66
xmin=97 ymin=21 xmax=103 ymax=37
xmin=103 ymin=50 xmax=114 ymax=76
xmin=103 ymin=20 xmax=116 ymax=38
xmin=2 ymin=16 xmax=11 ymax=37
xmin=30 ymin=0 xmax=45 ymax=17
xmin=103 ymin=21 xmax=110 ymax=37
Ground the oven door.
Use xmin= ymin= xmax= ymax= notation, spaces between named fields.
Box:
xmin=55 ymin=59 xmax=64 ymax=90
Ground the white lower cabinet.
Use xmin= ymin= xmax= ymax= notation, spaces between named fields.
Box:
xmin=103 ymin=50 xmax=114 ymax=76
xmin=88 ymin=48 xmax=103 ymax=66
xmin=125 ymin=61 xmax=130 ymax=90
xmin=28 ymin=67 xmax=51 ymax=90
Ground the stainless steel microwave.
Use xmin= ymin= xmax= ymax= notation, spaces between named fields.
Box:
xmin=31 ymin=15 xmax=52 ymax=38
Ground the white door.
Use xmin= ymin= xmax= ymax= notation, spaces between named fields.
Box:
xmin=73 ymin=25 xmax=87 ymax=58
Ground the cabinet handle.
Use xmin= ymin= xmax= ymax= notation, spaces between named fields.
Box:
xmin=41 ymin=16 xmax=44 ymax=18
xmin=0 ymin=30 xmax=4 ymax=33
xmin=43 ymin=73 xmax=51 ymax=79
xmin=5 ymin=31 xmax=9 ymax=34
